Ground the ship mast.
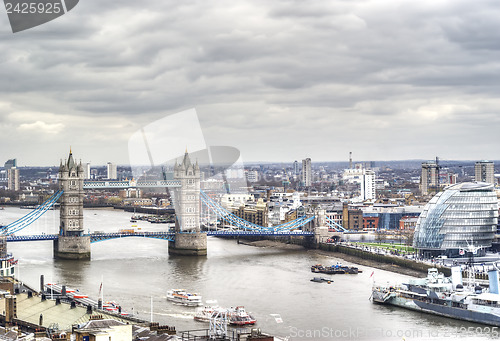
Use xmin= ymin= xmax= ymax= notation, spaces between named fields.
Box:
xmin=461 ymin=240 xmax=482 ymax=288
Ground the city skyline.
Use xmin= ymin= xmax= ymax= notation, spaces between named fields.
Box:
xmin=2 ymin=1 xmax=500 ymax=165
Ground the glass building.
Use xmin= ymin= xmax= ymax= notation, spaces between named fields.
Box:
xmin=413 ymin=182 xmax=498 ymax=258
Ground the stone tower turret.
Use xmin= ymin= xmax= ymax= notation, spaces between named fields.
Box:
xmin=173 ymin=150 xmax=201 ymax=232
xmin=54 ymin=149 xmax=91 ymax=260
xmin=169 ymin=150 xmax=206 ymax=256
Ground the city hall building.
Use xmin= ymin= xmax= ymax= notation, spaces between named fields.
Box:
xmin=413 ymin=182 xmax=498 ymax=258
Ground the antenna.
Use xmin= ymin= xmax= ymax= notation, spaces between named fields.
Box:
xmin=349 ymin=152 xmax=352 ymax=169
xmin=435 ymin=156 xmax=440 ymax=189
xmin=150 ymin=296 xmax=153 ymax=323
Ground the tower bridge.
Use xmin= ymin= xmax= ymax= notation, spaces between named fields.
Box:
xmin=1 ymin=150 xmax=318 ymax=259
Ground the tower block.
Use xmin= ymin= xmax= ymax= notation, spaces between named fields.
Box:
xmin=54 ymin=150 xmax=91 ymax=260
xmin=168 ymin=151 xmax=207 ymax=256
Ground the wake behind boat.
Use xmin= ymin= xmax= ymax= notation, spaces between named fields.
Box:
xmin=194 ymin=305 xmax=257 ymax=325
xmin=167 ymin=289 xmax=202 ymax=306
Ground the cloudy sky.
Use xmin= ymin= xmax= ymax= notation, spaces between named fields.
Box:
xmin=1 ymin=0 xmax=500 ymax=166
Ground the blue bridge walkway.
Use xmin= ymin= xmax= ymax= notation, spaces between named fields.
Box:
xmin=6 ymin=230 xmax=313 ymax=243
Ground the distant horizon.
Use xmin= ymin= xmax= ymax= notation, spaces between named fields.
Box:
xmin=7 ymin=158 xmax=498 ymax=169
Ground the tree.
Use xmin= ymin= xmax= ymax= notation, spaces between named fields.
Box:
xmin=375 ymin=230 xmax=384 ymax=244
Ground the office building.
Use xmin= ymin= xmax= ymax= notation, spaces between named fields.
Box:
xmin=245 ymin=170 xmax=259 ymax=183
xmin=7 ymin=167 xmax=19 ymax=191
xmin=293 ymin=160 xmax=300 ymax=175
xmin=363 ymin=214 xmax=379 ymax=230
xmin=475 ymin=160 xmax=494 ymax=185
xmin=420 ymin=161 xmax=439 ymax=195
xmin=360 ymin=169 xmax=376 ymax=201
xmin=231 ymin=199 xmax=268 ymax=227
xmin=4 ymin=159 xmax=16 ymax=170
xmin=107 ymin=162 xmax=117 ymax=180
xmin=221 ymin=193 xmax=254 ymax=210
xmin=399 ymin=216 xmax=418 ymax=230
xmin=343 ymin=163 xmax=365 ymax=184
xmin=301 ymin=158 xmax=311 ymax=187
xmin=413 ymin=182 xmax=498 ymax=258
xmin=83 ymin=163 xmax=91 ymax=179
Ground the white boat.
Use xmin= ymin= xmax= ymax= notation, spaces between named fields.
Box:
xmin=228 ymin=306 xmax=257 ymax=326
xmin=167 ymin=289 xmax=202 ymax=306
xmin=194 ymin=305 xmax=257 ymax=325
xmin=194 ymin=305 xmax=225 ymax=322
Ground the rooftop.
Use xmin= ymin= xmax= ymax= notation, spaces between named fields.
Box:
xmin=446 ymin=182 xmax=494 ymax=192
xmin=16 ymin=293 xmax=136 ymax=331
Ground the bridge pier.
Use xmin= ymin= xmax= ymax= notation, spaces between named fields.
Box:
xmin=53 ymin=236 xmax=91 ymax=260
xmin=168 ymin=233 xmax=207 ymax=256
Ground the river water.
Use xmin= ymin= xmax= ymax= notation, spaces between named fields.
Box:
xmin=1 ymin=207 xmax=497 ymax=340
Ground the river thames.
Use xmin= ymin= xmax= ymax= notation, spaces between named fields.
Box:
xmin=1 ymin=206 xmax=497 ymax=340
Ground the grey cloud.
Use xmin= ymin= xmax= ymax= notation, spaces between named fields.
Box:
xmin=1 ymin=0 xmax=500 ymax=165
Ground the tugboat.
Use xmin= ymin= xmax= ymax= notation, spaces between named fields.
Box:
xmin=167 ymin=289 xmax=202 ymax=306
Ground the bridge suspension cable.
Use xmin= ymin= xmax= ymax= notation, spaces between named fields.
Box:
xmin=325 ymin=216 xmax=347 ymax=232
xmin=2 ymin=189 xmax=314 ymax=237
xmin=200 ymin=190 xmax=313 ymax=232
xmin=1 ymin=190 xmax=63 ymax=235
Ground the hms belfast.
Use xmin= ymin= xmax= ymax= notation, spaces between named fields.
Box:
xmin=372 ymin=266 xmax=500 ymax=327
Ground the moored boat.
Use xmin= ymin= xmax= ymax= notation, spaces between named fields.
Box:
xmin=311 ymin=263 xmax=361 ymax=274
xmin=372 ymin=267 xmax=500 ymax=327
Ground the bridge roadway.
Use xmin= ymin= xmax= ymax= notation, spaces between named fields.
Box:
xmin=82 ymin=180 xmax=181 ymax=189
xmin=6 ymin=230 xmax=314 ymax=243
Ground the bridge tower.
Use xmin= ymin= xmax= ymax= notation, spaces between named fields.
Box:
xmin=53 ymin=149 xmax=91 ymax=260
xmin=168 ymin=150 xmax=207 ymax=256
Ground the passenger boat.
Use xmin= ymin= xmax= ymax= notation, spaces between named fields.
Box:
xmin=167 ymin=289 xmax=202 ymax=306
xmin=372 ymin=267 xmax=500 ymax=327
xmin=194 ymin=305 xmax=257 ymax=325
